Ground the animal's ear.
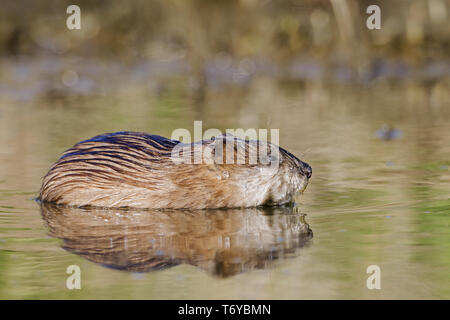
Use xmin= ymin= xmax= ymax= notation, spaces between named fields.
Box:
xmin=259 ymin=154 xmax=283 ymax=168
xmin=202 ymin=139 xmax=225 ymax=165
xmin=256 ymin=142 xmax=282 ymax=167
xmin=204 ymin=134 xmax=242 ymax=165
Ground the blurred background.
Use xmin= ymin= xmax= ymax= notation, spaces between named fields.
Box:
xmin=0 ymin=0 xmax=449 ymax=299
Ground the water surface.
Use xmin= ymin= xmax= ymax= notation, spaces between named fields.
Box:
xmin=0 ymin=56 xmax=449 ymax=299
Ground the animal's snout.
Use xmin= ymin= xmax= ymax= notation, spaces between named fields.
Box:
xmin=300 ymin=161 xmax=312 ymax=179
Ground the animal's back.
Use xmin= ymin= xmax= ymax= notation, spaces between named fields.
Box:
xmin=39 ymin=132 xmax=181 ymax=208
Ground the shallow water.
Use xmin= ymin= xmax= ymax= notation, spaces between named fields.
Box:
xmin=0 ymin=56 xmax=449 ymax=299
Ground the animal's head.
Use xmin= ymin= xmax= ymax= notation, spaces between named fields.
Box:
xmin=171 ymin=133 xmax=311 ymax=205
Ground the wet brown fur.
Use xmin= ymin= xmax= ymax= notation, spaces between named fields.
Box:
xmin=39 ymin=131 xmax=311 ymax=209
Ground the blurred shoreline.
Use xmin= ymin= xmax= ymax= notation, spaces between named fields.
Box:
xmin=1 ymin=53 xmax=448 ymax=104
xmin=1 ymin=1 xmax=448 ymax=106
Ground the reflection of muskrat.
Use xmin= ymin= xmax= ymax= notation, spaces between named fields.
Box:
xmin=40 ymin=203 xmax=313 ymax=277
xmin=39 ymin=131 xmax=311 ymax=209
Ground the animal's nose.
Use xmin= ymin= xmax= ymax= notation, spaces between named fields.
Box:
xmin=301 ymin=162 xmax=312 ymax=179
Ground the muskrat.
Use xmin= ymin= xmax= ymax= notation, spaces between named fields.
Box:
xmin=39 ymin=131 xmax=312 ymax=209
